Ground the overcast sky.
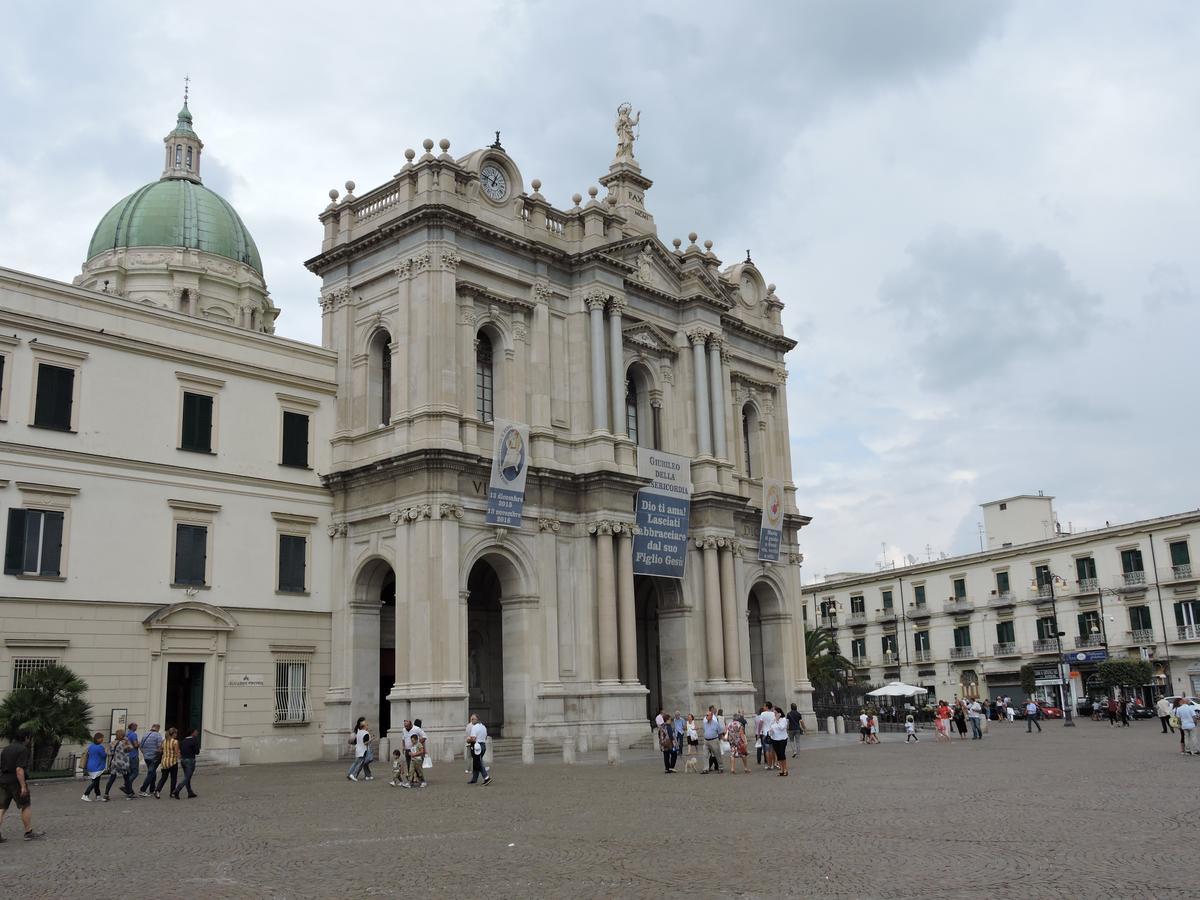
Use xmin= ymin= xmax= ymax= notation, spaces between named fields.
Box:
xmin=3 ymin=1 xmax=1197 ymax=580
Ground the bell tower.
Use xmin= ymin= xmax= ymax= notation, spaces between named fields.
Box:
xmin=161 ymin=78 xmax=203 ymax=183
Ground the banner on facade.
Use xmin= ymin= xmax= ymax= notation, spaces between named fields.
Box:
xmin=484 ymin=419 xmax=530 ymax=528
xmin=633 ymin=448 xmax=692 ymax=579
xmin=758 ymin=478 xmax=785 ymax=562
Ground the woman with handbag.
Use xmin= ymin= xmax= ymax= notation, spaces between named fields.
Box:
xmin=725 ymin=714 xmax=749 ymax=774
xmin=657 ymin=714 xmax=677 ymax=773
xmin=103 ymin=729 xmax=133 ymax=800
xmin=153 ymin=727 xmax=180 ymax=799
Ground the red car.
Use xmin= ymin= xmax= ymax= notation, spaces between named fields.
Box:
xmin=1014 ymin=701 xmax=1063 ymax=719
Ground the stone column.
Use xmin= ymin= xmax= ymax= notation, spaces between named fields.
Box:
xmin=609 ymin=296 xmax=627 ymax=438
xmin=587 ymin=290 xmax=609 ymax=432
xmin=616 ymin=525 xmax=637 ymax=683
xmin=591 ymin=521 xmax=618 ymax=681
xmin=718 ymin=538 xmax=739 ymax=681
xmin=700 ymin=536 xmax=725 ymax=681
xmin=689 ymin=329 xmax=712 ymax=457
xmin=708 ymin=336 xmax=727 ymax=461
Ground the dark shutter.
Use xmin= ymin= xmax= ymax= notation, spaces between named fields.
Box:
xmin=0 ymin=354 xmax=5 ymax=407
xmin=22 ymin=510 xmax=42 ymax=575
xmin=4 ymin=508 xmax=26 ymax=574
xmin=281 ymin=412 xmax=309 ymax=467
xmin=181 ymin=393 xmax=213 ymax=453
xmin=39 ymin=511 xmax=63 ymax=576
xmin=174 ymin=524 xmax=207 ymax=585
xmin=34 ymin=364 xmax=74 ymax=430
xmin=278 ymin=534 xmax=306 ymax=592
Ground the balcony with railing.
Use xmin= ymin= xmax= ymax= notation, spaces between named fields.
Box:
xmin=1177 ymin=624 xmax=1200 ymax=641
xmin=1074 ymin=635 xmax=1105 ymax=649
xmin=949 ymin=646 xmax=977 ymax=660
xmin=913 ymin=648 xmax=933 ymax=663
xmin=1127 ymin=628 xmax=1155 ymax=644
xmin=882 ymin=652 xmax=901 ymax=667
xmin=819 ymin=616 xmax=838 ymax=630
xmin=1170 ymin=563 xmax=1194 ymax=582
xmin=852 ymin=654 xmax=872 ymax=668
xmin=846 ymin=611 xmax=868 ymax=626
xmin=992 ymin=642 xmax=1019 ymax=656
xmin=1032 ymin=584 xmax=1054 ymax=602
xmin=989 ymin=591 xmax=1016 ymax=608
xmin=943 ymin=597 xmax=974 ymax=614
xmin=1121 ymin=570 xmax=1146 ymax=588
xmin=908 ymin=603 xmax=931 ymax=618
xmin=876 ymin=608 xmax=898 ymax=624
xmin=1075 ymin=577 xmax=1099 ymax=594
xmin=1032 ymin=638 xmax=1060 ymax=653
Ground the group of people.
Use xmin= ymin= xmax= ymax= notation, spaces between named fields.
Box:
xmin=1158 ymin=696 xmax=1199 ymax=755
xmin=80 ymin=723 xmax=200 ymax=801
xmin=654 ymin=702 xmax=805 ymax=777
xmin=344 ymin=713 xmax=492 ymax=788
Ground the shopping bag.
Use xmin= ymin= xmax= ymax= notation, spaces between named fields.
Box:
xmin=422 ymin=755 xmax=433 ymax=769
xmin=720 ymin=740 xmax=731 ymax=756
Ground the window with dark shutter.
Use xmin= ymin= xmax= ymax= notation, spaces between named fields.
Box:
xmin=4 ymin=509 xmax=26 ymax=574
xmin=4 ymin=508 xmax=64 ymax=576
xmin=278 ymin=534 xmax=306 ymax=593
xmin=174 ymin=523 xmax=208 ymax=585
xmin=33 ymin=364 xmax=74 ymax=430
xmin=0 ymin=354 xmax=6 ymax=409
xmin=180 ymin=392 xmax=213 ymax=453
xmin=281 ymin=411 xmax=309 ymax=468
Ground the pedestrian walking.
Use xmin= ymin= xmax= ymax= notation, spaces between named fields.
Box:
xmin=683 ymin=714 xmax=700 ymax=773
xmin=407 ymin=734 xmax=427 ymax=787
xmin=346 ymin=717 xmax=371 ymax=782
xmin=768 ymin=708 xmax=790 ymax=776
xmin=154 ymin=727 xmax=181 ymax=799
xmin=935 ymin=700 xmax=952 ymax=742
xmin=952 ymin=703 xmax=968 ymax=740
xmin=0 ymin=730 xmax=41 ymax=841
xmin=725 ymin=714 xmax=750 ymax=773
xmin=858 ymin=710 xmax=870 ymax=744
xmin=103 ymin=729 xmax=134 ymax=800
xmin=1157 ymin=695 xmax=1175 ymax=734
xmin=786 ymin=703 xmax=804 ymax=757
xmin=1106 ymin=697 xmax=1119 ymax=726
xmin=177 ymin=728 xmax=200 ymax=798
xmin=968 ymin=699 xmax=984 ymax=740
xmin=757 ymin=703 xmax=776 ymax=768
xmin=1121 ymin=699 xmax=1132 ymax=727
xmin=125 ymin=723 xmax=140 ymax=793
xmin=138 ymin=724 xmax=163 ymax=796
xmin=702 ymin=707 xmax=724 ymax=773
xmin=1175 ymin=697 xmax=1197 ymax=755
xmin=1006 ymin=703 xmax=1016 ymax=724
xmin=81 ymin=732 xmax=107 ymax=802
xmin=673 ymin=710 xmax=686 ymax=757
xmin=390 ymin=749 xmax=406 ymax=787
xmin=1025 ymin=699 xmax=1042 ymax=733
xmin=466 ymin=714 xmax=490 ymax=785
xmin=904 ymin=714 xmax=918 ymax=743
xmin=657 ymin=711 xmax=677 ymax=773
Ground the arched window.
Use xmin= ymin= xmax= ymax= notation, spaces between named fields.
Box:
xmin=369 ymin=331 xmax=391 ymax=426
xmin=475 ymin=331 xmax=494 ymax=423
xmin=741 ymin=403 xmax=758 ymax=478
xmin=175 ymin=144 xmax=182 ymax=167
xmin=625 ymin=378 xmax=639 ymax=445
xmin=186 ymin=147 xmax=193 ymax=170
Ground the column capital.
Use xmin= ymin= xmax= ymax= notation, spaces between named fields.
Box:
xmin=537 ymin=517 xmax=561 ymax=533
xmin=706 ymin=333 xmax=724 ymax=351
xmin=585 ymin=288 xmax=609 ymax=311
xmin=695 ymin=535 xmax=719 ymax=550
xmin=789 ymin=551 xmax=804 ymax=566
xmin=438 ymin=503 xmax=465 ymax=520
xmin=326 ymin=521 xmax=349 ymax=538
xmin=686 ymin=326 xmax=710 ymax=346
xmin=390 ymin=504 xmax=433 ymax=524
xmin=774 ymin=367 xmax=789 ymax=383
xmin=439 ymin=248 xmax=461 ymax=271
xmin=608 ymin=295 xmax=627 ymax=314
xmin=589 ymin=519 xmax=616 ymax=536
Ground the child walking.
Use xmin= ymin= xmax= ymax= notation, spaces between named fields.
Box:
xmin=407 ymin=734 xmax=427 ymax=788
xmin=389 ymin=749 xmax=405 ymax=787
xmin=905 ymin=714 xmax=919 ymax=743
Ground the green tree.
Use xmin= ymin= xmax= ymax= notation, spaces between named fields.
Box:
xmin=0 ymin=664 xmax=92 ymax=770
xmin=805 ymin=627 xmax=852 ymax=691
xmin=1019 ymin=664 xmax=1036 ymax=697
xmin=1097 ymin=659 xmax=1153 ymax=691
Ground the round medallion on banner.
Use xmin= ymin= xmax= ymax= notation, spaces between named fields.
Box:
xmin=766 ymin=483 xmax=783 ymax=529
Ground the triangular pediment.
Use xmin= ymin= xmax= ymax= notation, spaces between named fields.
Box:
xmin=622 ymin=320 xmax=678 ymax=356
xmin=611 ymin=238 xmax=682 ymax=295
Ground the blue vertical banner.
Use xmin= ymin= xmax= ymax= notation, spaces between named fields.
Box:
xmin=758 ymin=478 xmax=784 ymax=562
xmin=484 ymin=419 xmax=529 ymax=528
xmin=633 ymin=448 xmax=692 ymax=579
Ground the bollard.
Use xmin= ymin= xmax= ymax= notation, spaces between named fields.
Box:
xmin=826 ymin=716 xmax=835 ymax=735
xmin=607 ymin=730 xmax=621 ymax=765
xmin=522 ymin=734 xmax=535 ymax=765
xmin=563 ymin=738 xmax=576 ymax=765
xmin=835 ymin=716 xmax=845 ymax=735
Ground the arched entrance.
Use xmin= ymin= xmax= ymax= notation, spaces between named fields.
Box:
xmin=748 ymin=592 xmax=765 ymax=708
xmin=378 ymin=570 xmax=396 ymax=735
xmin=634 ymin=575 xmax=688 ymax=720
xmin=350 ymin=558 xmax=395 ymax=737
xmin=467 ymin=559 xmax=505 ymax=735
xmin=635 ymin=577 xmax=662 ymax=720
xmin=748 ymin=580 xmax=787 ymax=707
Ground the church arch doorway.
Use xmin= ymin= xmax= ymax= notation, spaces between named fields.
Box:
xmin=748 ymin=580 xmax=787 ymax=707
xmin=467 ymin=559 xmax=505 ymax=736
xmin=351 ymin=558 xmax=395 ymax=737
xmin=634 ymin=575 xmax=688 ymax=720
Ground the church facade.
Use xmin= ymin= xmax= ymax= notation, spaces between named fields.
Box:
xmin=0 ymin=100 xmax=812 ymax=765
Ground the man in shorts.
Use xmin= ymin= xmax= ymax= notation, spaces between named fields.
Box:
xmin=0 ymin=731 xmax=42 ymax=841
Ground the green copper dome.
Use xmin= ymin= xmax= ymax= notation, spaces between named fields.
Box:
xmin=86 ymin=178 xmax=263 ymax=275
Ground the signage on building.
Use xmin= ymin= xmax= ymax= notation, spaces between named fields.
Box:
xmin=1033 ymin=662 xmax=1062 ymax=686
xmin=633 ymin=448 xmax=692 ymax=579
xmin=1063 ymin=650 xmax=1108 ymax=664
xmin=484 ymin=419 xmax=530 ymax=528
xmin=758 ymin=478 xmax=785 ymax=562
xmin=227 ymin=673 xmax=265 ymax=687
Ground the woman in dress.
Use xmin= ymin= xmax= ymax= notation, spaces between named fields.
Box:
xmin=683 ymin=714 xmax=700 ymax=773
xmin=935 ymin=700 xmax=952 ymax=742
xmin=103 ymin=729 xmax=133 ymax=800
xmin=952 ymin=702 xmax=968 ymax=740
xmin=725 ymin=713 xmax=750 ymax=774
xmin=154 ymin=727 xmax=180 ymax=799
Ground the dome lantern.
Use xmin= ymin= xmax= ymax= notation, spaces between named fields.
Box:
xmin=162 ymin=79 xmax=203 ymax=183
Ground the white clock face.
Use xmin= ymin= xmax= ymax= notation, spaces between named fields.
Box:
xmin=480 ymin=164 xmax=508 ymax=201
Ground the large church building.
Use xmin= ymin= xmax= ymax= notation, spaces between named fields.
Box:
xmin=0 ymin=101 xmax=811 ymax=764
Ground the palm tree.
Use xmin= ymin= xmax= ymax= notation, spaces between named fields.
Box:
xmin=805 ymin=627 xmax=852 ymax=692
xmin=0 ymin=664 xmax=92 ymax=771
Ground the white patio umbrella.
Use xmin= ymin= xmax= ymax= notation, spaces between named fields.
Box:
xmin=866 ymin=682 xmax=929 ymax=698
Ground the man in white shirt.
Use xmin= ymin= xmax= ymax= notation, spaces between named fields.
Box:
xmin=967 ymin=700 xmax=984 ymax=740
xmin=466 ymin=714 xmax=490 ymax=785
xmin=758 ymin=703 xmax=777 ymax=768
xmin=1174 ymin=697 xmax=1198 ymax=754
xmin=1025 ymin=699 xmax=1042 ymax=733
xmin=1156 ymin=695 xmax=1175 ymax=734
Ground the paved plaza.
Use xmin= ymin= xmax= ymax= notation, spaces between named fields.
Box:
xmin=4 ymin=719 xmax=1196 ymax=898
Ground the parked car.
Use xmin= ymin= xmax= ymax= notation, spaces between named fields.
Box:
xmin=1014 ymin=701 xmax=1063 ymax=719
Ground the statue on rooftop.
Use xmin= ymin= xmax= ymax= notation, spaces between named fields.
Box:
xmin=614 ymin=103 xmax=640 ymax=164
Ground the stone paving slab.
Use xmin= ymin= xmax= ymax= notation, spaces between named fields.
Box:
xmin=2 ymin=719 xmax=1196 ymax=899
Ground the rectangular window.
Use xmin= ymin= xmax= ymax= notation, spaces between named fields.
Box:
xmin=1128 ymin=605 xmax=1152 ymax=631
xmin=995 ymin=571 xmax=1010 ymax=594
xmin=1175 ymin=600 xmax=1200 ymax=628
xmin=1036 ymin=616 xmax=1058 ymax=641
xmin=180 ymin=392 xmax=214 ymax=453
xmin=1075 ymin=557 xmax=1097 ymax=581
xmin=952 ymin=578 xmax=966 ymax=599
xmin=850 ymin=595 xmax=865 ymax=615
xmin=4 ymin=508 xmax=64 ymax=576
xmin=881 ymin=634 xmax=897 ymax=656
xmin=1169 ymin=540 xmax=1190 ymax=567
xmin=278 ymin=534 xmax=307 ymax=593
xmin=1120 ymin=548 xmax=1144 ymax=575
xmin=913 ymin=629 xmax=930 ymax=651
xmin=1077 ymin=610 xmax=1100 ymax=637
xmin=12 ymin=657 xmax=55 ymax=689
xmin=0 ymin=352 xmax=5 ymax=414
xmin=281 ymin=411 xmax=310 ymax=468
xmin=996 ymin=621 xmax=1015 ymax=644
xmin=173 ymin=523 xmax=208 ymax=586
xmin=273 ymin=658 xmax=310 ymax=724
xmin=913 ymin=584 xmax=926 ymax=607
xmin=850 ymin=637 xmax=866 ymax=658
xmin=33 ymin=363 xmax=74 ymax=430
xmin=881 ymin=590 xmax=893 ymax=611
xmin=952 ymin=625 xmax=971 ymax=648
xmin=1034 ymin=564 xmax=1051 ymax=588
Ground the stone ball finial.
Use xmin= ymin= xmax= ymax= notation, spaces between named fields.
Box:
xmin=344 ymin=180 xmax=356 ymax=193
xmin=704 ymin=239 xmax=713 ymax=251
xmin=404 ymin=148 xmax=416 ymax=161
xmin=587 ymin=185 xmax=598 ymax=198
xmin=572 ymin=193 xmax=582 ymax=206
xmin=422 ymin=138 xmax=434 ymax=151
xmin=767 ymin=283 xmax=776 ymax=294
xmin=531 ymin=178 xmax=542 ymax=191
xmin=329 ymin=188 xmax=340 ymax=202
xmin=672 ymin=238 xmax=682 ymax=250
xmin=439 ymin=138 xmax=450 ymax=151
xmin=688 ymin=231 xmax=698 ymax=244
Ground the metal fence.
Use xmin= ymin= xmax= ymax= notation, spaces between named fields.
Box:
xmin=29 ymin=749 xmax=77 ymax=780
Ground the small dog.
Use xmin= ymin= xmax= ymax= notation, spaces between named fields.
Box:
xmin=684 ymin=745 xmax=699 ymax=773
